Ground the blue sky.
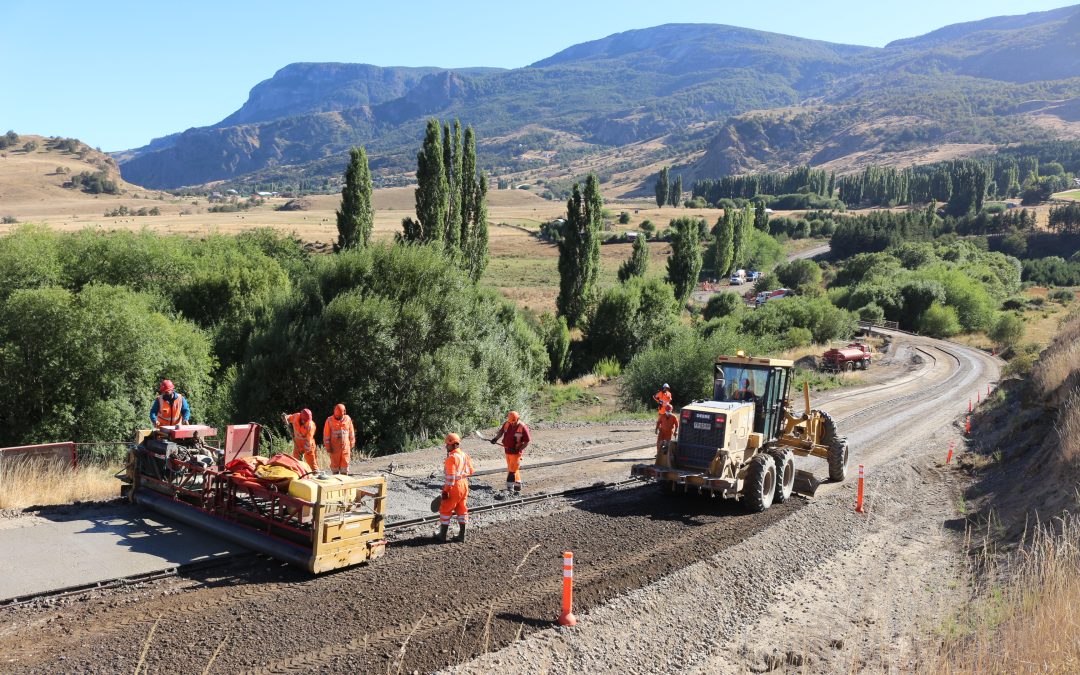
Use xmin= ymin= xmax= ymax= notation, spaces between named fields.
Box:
xmin=2 ymin=0 xmax=1072 ymax=151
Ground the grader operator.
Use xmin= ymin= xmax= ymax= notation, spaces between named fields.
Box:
xmin=633 ymin=352 xmax=848 ymax=511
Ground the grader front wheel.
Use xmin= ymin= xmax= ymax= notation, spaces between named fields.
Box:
xmin=811 ymin=409 xmax=849 ymax=482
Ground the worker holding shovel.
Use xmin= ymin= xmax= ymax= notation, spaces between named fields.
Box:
xmin=490 ymin=411 xmax=531 ymax=494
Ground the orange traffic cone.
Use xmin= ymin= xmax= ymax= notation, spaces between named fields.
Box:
xmin=855 ymin=465 xmax=865 ymax=513
xmin=945 ymin=442 xmax=954 ymax=465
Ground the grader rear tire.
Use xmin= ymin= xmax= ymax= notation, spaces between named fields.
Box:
xmin=768 ymin=448 xmax=795 ymax=504
xmin=743 ymin=454 xmax=776 ymax=512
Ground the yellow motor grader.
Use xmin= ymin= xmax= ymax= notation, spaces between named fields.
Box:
xmin=632 ymin=352 xmax=848 ymax=511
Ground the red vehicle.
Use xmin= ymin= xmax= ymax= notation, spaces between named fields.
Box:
xmin=821 ymin=343 xmax=872 ymax=372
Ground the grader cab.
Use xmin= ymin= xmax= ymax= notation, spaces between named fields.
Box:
xmin=632 ymin=353 xmax=848 ymax=511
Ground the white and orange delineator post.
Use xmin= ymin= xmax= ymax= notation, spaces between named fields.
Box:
xmin=558 ymin=551 xmax=577 ymax=626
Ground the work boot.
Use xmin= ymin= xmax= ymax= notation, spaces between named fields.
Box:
xmin=436 ymin=525 xmax=449 ymax=542
xmin=453 ymin=523 xmax=467 ymax=542
xmin=513 ymin=482 xmax=522 ymax=494
xmin=506 ymin=482 xmax=515 ymax=495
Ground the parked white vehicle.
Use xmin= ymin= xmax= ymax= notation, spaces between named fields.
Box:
xmin=729 ymin=269 xmax=747 ymax=285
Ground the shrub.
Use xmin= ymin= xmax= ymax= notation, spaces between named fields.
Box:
xmin=1 ymin=215 xmax=17 ymax=224
xmin=857 ymin=302 xmax=886 ymax=324
xmin=233 ymin=244 xmax=548 ymax=453
xmin=989 ymin=312 xmax=1025 ymax=349
xmin=593 ymin=356 xmax=621 ymax=379
xmin=620 ymin=328 xmax=777 ymax=409
xmin=0 ymin=284 xmax=214 ymax=446
xmin=584 ymin=276 xmax=678 ymax=366
xmin=918 ymin=302 xmax=961 ymax=337
xmin=618 ymin=211 xmax=631 ymax=224
xmin=783 ymin=326 xmax=813 ymax=348
xmin=540 ymin=314 xmax=570 ymax=381
xmin=774 ymin=259 xmax=823 ymax=291
xmin=703 ymin=292 xmax=742 ymax=320
xmin=1049 ymin=289 xmax=1075 ymax=304
xmin=743 ymin=296 xmax=857 ymax=344
xmin=640 ymin=220 xmax=655 ymax=236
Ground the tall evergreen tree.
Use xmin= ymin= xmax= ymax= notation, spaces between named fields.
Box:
xmin=617 ymin=235 xmax=649 ymax=282
xmin=670 ymin=175 xmax=682 ymax=207
xmin=335 ymin=146 xmax=374 ymax=250
xmin=557 ymin=174 xmax=603 ymax=327
xmin=655 ymin=167 xmax=670 ymax=208
xmin=404 ymin=118 xmax=449 ymax=243
xmin=714 ymin=211 xmax=734 ymax=277
xmin=666 ymin=217 xmax=703 ymax=304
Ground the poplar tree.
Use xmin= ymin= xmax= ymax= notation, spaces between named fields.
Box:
xmin=666 ymin=217 xmax=703 ymax=304
xmin=336 ymin=146 xmax=374 ymax=250
xmin=714 ymin=210 xmax=734 ymax=277
xmin=731 ymin=204 xmax=751 ymax=268
xmin=617 ymin=235 xmax=649 ymax=282
xmin=557 ymin=174 xmax=603 ymax=327
xmin=466 ymin=172 xmax=489 ymax=282
xmin=670 ymin=175 xmax=682 ymax=207
xmin=442 ymin=121 xmax=463 ymax=251
xmin=403 ymin=119 xmax=448 ymax=243
xmin=753 ymin=201 xmax=768 ymax=231
xmin=655 ymin=167 xmax=670 ymax=208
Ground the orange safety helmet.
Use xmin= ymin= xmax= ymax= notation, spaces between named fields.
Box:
xmin=444 ymin=432 xmax=461 ymax=447
xmin=334 ymin=403 xmax=346 ymax=419
xmin=299 ymin=408 xmax=312 ymax=423
xmin=159 ymin=379 xmax=175 ymax=394
xmin=506 ymin=411 xmax=520 ymax=424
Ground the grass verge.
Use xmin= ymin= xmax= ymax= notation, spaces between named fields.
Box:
xmin=0 ymin=457 xmax=121 ymax=509
xmin=921 ymin=515 xmax=1080 ymax=673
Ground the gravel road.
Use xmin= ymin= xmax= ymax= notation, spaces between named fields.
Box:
xmin=0 ymin=331 xmax=996 ymax=674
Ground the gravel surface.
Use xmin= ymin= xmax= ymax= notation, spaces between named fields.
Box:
xmin=0 ymin=331 xmax=997 ymax=674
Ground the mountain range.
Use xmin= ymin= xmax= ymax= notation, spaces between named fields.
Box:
xmin=116 ymin=5 xmax=1080 ymax=191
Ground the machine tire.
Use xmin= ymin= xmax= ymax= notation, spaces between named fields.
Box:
xmin=860 ymin=359 xmax=869 ymax=370
xmin=845 ymin=361 xmax=855 ymax=372
xmin=828 ymin=437 xmax=849 ymax=482
xmin=811 ymin=408 xmax=848 ymax=481
xmin=768 ymin=448 xmax=795 ymax=503
xmin=743 ymin=454 xmax=776 ymax=513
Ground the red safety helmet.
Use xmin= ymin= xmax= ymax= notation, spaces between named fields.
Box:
xmin=334 ymin=403 xmax=346 ymax=419
xmin=664 ymin=403 xmax=674 ymax=413
xmin=159 ymin=379 xmax=175 ymax=394
xmin=506 ymin=411 xmax=520 ymax=424
xmin=299 ymin=408 xmax=312 ymax=423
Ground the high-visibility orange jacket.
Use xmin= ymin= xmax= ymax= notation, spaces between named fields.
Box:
xmin=286 ymin=413 xmax=317 ymax=456
xmin=656 ymin=412 xmax=679 ymax=440
xmin=653 ymin=389 xmax=672 ymax=410
xmin=323 ymin=414 xmax=356 ymax=453
xmin=498 ymin=421 xmax=531 ymax=453
xmin=443 ymin=448 xmax=475 ymax=493
xmin=153 ymin=393 xmax=187 ymax=427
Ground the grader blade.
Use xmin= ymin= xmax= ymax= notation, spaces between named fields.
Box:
xmin=793 ymin=469 xmax=821 ymax=497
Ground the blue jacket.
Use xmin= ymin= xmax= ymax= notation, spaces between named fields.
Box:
xmin=150 ymin=392 xmax=191 ymax=425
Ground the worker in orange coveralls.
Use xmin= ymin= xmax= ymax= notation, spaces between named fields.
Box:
xmin=437 ymin=433 xmax=474 ymax=543
xmin=652 ymin=383 xmax=672 ymax=412
xmin=490 ymin=411 xmax=531 ymax=494
xmin=282 ymin=409 xmax=318 ymax=472
xmin=322 ymin=404 xmax=356 ymax=475
xmin=655 ymin=403 xmax=679 ymax=454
